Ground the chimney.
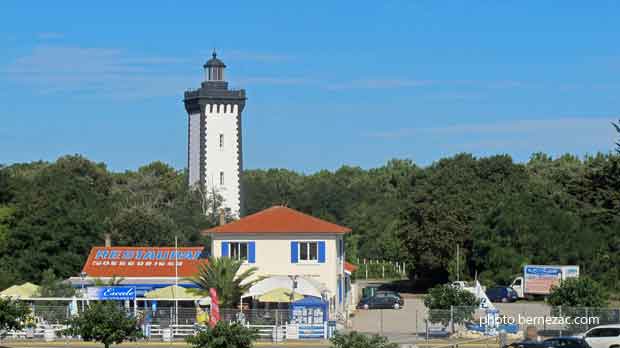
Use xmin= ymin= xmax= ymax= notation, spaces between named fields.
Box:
xmin=219 ymin=209 xmax=226 ymax=226
xmin=104 ymin=233 xmax=112 ymax=247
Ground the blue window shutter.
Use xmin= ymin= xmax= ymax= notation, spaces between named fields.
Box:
xmin=291 ymin=242 xmax=298 ymax=263
xmin=338 ymin=278 xmax=342 ymax=303
xmin=221 ymin=242 xmax=229 ymax=258
xmin=248 ymin=242 xmax=256 ymax=263
xmin=318 ymin=241 xmax=326 ymax=263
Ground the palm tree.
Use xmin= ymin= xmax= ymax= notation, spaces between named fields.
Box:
xmin=188 ymin=257 xmax=260 ymax=308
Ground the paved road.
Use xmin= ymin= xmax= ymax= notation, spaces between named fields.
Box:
xmin=350 ymin=297 xmax=551 ymax=342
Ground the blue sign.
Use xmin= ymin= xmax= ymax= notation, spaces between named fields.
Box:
xmin=88 ymin=286 xmax=136 ymax=300
xmin=525 ymin=266 xmax=561 ymax=277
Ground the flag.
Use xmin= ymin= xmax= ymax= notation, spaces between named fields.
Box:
xmin=209 ymin=288 xmax=220 ymax=327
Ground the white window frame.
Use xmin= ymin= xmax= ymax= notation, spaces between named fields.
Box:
xmin=298 ymin=241 xmax=319 ymax=263
xmin=228 ymin=242 xmax=249 ymax=262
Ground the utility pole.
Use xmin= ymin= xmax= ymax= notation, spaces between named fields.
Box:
xmin=456 ymin=244 xmax=460 ymax=282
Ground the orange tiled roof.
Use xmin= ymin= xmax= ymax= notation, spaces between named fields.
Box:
xmin=205 ymin=206 xmax=351 ymax=234
xmin=81 ymin=246 xmax=206 ymax=278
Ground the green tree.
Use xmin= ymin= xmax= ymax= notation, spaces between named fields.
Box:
xmin=2 ymin=155 xmax=113 ymax=282
xmin=330 ymin=331 xmax=397 ymax=348
xmin=424 ymin=284 xmax=479 ymax=324
xmin=548 ymin=277 xmax=608 ymax=307
xmin=188 ymin=257 xmax=260 ymax=308
xmin=63 ymin=302 xmax=141 ymax=348
xmin=186 ymin=321 xmax=258 ymax=348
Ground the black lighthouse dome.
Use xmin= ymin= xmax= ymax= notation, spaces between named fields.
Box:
xmin=204 ymin=51 xmax=226 ymax=68
xmin=204 ymin=51 xmax=226 ymax=81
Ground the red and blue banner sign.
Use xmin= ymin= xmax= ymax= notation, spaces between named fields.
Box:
xmin=82 ymin=247 xmax=206 ymax=278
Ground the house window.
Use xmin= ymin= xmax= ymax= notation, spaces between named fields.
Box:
xmin=219 ymin=134 xmax=224 ymax=148
xmin=299 ymin=242 xmax=318 ymax=262
xmin=229 ymin=242 xmax=248 ymax=261
xmin=219 ymin=171 xmax=224 ymax=185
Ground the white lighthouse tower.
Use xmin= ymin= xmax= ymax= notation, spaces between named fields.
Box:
xmin=184 ymin=52 xmax=246 ymax=217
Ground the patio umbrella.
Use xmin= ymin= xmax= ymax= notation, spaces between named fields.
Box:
xmin=258 ymin=287 xmax=303 ymax=303
xmin=0 ymin=282 xmax=41 ymax=298
xmin=144 ymin=285 xmax=202 ymax=299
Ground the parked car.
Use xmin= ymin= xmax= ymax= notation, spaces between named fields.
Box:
xmin=503 ymin=340 xmax=545 ymax=348
xmin=357 ymin=295 xmax=402 ymax=310
xmin=374 ymin=290 xmax=404 ymax=306
xmin=542 ymin=337 xmax=591 ymax=348
xmin=486 ymin=286 xmax=519 ymax=303
xmin=582 ymin=325 xmax=620 ymax=348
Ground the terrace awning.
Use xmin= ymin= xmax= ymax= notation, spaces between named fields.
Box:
xmin=242 ymin=276 xmax=326 ymax=299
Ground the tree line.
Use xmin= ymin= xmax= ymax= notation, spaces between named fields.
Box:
xmin=244 ymin=152 xmax=620 ymax=292
xmin=1 ymin=123 xmax=619 ymax=292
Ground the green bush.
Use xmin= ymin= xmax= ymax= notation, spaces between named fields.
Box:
xmin=186 ymin=321 xmax=258 ymax=348
xmin=330 ymin=331 xmax=397 ymax=348
xmin=548 ymin=277 xmax=608 ymax=307
xmin=424 ymin=284 xmax=479 ymax=325
xmin=0 ymin=298 xmax=31 ymax=334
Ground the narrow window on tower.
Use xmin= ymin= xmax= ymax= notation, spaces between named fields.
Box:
xmin=219 ymin=133 xmax=224 ymax=149
xmin=220 ymin=171 xmax=224 ymax=185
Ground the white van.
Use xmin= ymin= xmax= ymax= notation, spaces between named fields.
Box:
xmin=583 ymin=325 xmax=620 ymax=348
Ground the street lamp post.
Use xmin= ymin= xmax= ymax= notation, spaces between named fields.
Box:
xmin=80 ymin=272 xmax=87 ymax=312
xmin=288 ymin=275 xmax=298 ymax=302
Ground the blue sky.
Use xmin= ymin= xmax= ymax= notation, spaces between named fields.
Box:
xmin=1 ymin=2 xmax=619 ymax=173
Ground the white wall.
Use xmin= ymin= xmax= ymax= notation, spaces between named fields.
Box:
xmin=211 ymin=233 xmax=344 ymax=302
xmin=188 ymin=112 xmax=201 ymax=187
xmin=204 ymin=104 xmax=241 ymax=216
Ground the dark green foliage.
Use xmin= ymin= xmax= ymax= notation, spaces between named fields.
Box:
xmin=0 ymin=298 xmax=30 ymax=333
xmin=424 ymin=284 xmax=479 ymax=324
xmin=548 ymin=277 xmax=608 ymax=307
xmin=0 ymin=157 xmax=214 ymax=288
xmin=2 ymin=150 xmax=620 ymax=295
xmin=243 ymin=160 xmax=417 ymax=266
xmin=63 ymin=302 xmax=141 ymax=348
xmin=330 ymin=331 xmax=397 ymax=348
xmin=186 ymin=321 xmax=258 ymax=348
xmin=188 ymin=257 xmax=260 ymax=307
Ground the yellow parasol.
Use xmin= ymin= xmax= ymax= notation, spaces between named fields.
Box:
xmin=144 ymin=285 xmax=202 ymax=299
xmin=0 ymin=282 xmax=41 ymax=298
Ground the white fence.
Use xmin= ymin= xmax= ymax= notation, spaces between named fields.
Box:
xmin=1 ymin=306 xmax=328 ymax=342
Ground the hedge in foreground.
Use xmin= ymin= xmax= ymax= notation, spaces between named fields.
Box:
xmin=186 ymin=321 xmax=258 ymax=348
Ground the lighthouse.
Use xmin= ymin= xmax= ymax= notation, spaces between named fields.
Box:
xmin=184 ymin=52 xmax=246 ymax=217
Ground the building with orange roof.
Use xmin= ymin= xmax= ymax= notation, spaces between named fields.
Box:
xmin=203 ymin=205 xmax=352 ymax=315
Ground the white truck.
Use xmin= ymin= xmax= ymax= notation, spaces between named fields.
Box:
xmin=510 ymin=265 xmax=579 ymax=299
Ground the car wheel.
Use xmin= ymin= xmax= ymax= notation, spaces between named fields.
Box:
xmin=393 ymin=303 xmax=400 ymax=310
xmin=363 ymin=304 xmax=369 ymax=310
xmin=501 ymin=297 xmax=508 ymax=303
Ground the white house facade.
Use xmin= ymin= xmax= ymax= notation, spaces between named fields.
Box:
xmin=204 ymin=206 xmax=351 ymax=314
